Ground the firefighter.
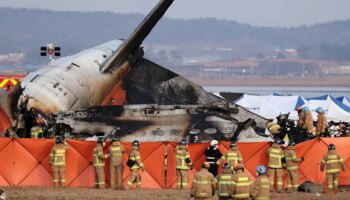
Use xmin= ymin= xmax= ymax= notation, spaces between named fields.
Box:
xmin=109 ymin=136 xmax=125 ymax=190
xmin=93 ymin=137 xmax=110 ymax=189
xmin=231 ymin=164 xmax=252 ymax=200
xmin=266 ymin=138 xmax=284 ymax=193
xmin=30 ymin=125 xmax=43 ymax=138
xmin=251 ymin=165 xmax=270 ymax=200
xmin=296 ymin=106 xmax=304 ymax=128
xmin=125 ymin=140 xmax=144 ymax=190
xmin=49 ymin=136 xmax=69 ymax=186
xmin=217 ymin=141 xmax=243 ymax=171
xmin=216 ymin=163 xmax=235 ymax=200
xmin=204 ymin=140 xmax=222 ymax=176
xmin=316 ymin=107 xmax=328 ymax=137
xmin=320 ymin=144 xmax=346 ymax=191
xmin=266 ymin=122 xmax=281 ymax=137
xmin=284 ymin=141 xmax=303 ymax=192
xmin=191 ymin=162 xmax=217 ymax=200
xmin=302 ymin=107 xmax=314 ymax=135
xmin=175 ymin=139 xmax=193 ymax=189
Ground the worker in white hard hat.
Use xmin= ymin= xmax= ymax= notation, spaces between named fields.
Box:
xmin=204 ymin=140 xmax=222 ymax=176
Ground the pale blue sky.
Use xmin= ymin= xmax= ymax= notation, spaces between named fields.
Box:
xmin=0 ymin=0 xmax=350 ymax=27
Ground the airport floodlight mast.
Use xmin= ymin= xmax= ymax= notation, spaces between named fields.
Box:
xmin=40 ymin=44 xmax=61 ymax=62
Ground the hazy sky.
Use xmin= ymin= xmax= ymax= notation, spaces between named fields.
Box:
xmin=1 ymin=0 xmax=350 ymax=27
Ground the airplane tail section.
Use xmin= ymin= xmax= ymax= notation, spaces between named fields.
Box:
xmin=100 ymin=0 xmax=174 ymax=73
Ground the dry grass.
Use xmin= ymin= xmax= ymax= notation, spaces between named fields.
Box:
xmin=2 ymin=187 xmax=350 ymax=200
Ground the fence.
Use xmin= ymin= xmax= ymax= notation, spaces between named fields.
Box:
xmin=0 ymin=138 xmax=349 ymax=188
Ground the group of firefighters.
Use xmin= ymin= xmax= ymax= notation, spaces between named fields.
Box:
xmin=49 ymin=135 xmax=143 ymax=190
xmin=48 ymin=136 xmax=346 ymax=199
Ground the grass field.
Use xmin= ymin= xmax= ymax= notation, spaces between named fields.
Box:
xmin=2 ymin=187 xmax=350 ymax=200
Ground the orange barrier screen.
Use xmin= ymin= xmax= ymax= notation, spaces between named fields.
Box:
xmin=0 ymin=138 xmax=349 ymax=188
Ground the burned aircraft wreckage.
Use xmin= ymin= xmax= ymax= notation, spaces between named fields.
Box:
xmin=1 ymin=0 xmax=270 ymax=142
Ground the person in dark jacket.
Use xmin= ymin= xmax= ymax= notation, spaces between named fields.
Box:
xmin=204 ymin=140 xmax=222 ymax=176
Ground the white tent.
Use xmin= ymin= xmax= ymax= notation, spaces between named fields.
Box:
xmin=262 ymin=95 xmax=307 ymax=114
xmin=234 ymin=94 xmax=280 ymax=119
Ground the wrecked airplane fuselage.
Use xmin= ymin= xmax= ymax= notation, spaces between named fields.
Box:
xmin=53 ymin=104 xmax=268 ymax=142
xmin=1 ymin=0 xmax=271 ymax=142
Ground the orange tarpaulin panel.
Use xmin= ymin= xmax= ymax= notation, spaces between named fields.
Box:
xmin=19 ymin=165 xmax=53 ymax=186
xmin=69 ymin=166 xmax=95 ymax=188
xmin=0 ymin=139 xmax=39 ymax=185
xmin=121 ymin=142 xmax=165 ymax=189
xmin=2 ymin=138 xmax=350 ymax=188
xmin=65 ymin=141 xmax=91 ymax=186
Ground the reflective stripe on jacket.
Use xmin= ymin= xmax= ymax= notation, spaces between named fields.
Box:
xmin=109 ymin=142 xmax=125 ymax=166
xmin=217 ymin=169 xmax=235 ymax=197
xmin=284 ymin=146 xmax=301 ymax=170
xmin=191 ymin=168 xmax=217 ymax=198
xmin=175 ymin=145 xmax=192 ymax=170
xmin=320 ymin=150 xmax=346 ymax=174
xmin=217 ymin=148 xmax=243 ymax=169
xmin=50 ymin=143 xmax=68 ymax=166
xmin=93 ymin=145 xmax=108 ymax=167
xmin=232 ymin=171 xmax=252 ymax=199
xmin=267 ymin=144 xmax=284 ymax=168
xmin=129 ymin=147 xmax=144 ymax=169
xmin=251 ymin=175 xmax=270 ymax=200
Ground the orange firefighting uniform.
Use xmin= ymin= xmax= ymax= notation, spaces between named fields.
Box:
xmin=125 ymin=146 xmax=144 ymax=190
xmin=49 ymin=142 xmax=69 ymax=186
xmin=109 ymin=141 xmax=125 ymax=189
xmin=191 ymin=167 xmax=217 ymax=200
xmin=316 ymin=113 xmax=328 ymax=135
xmin=93 ymin=144 xmax=109 ymax=189
xmin=251 ymin=174 xmax=270 ymax=200
xmin=266 ymin=143 xmax=284 ymax=191
xmin=284 ymin=146 xmax=302 ymax=191
xmin=175 ymin=144 xmax=193 ymax=189
xmin=217 ymin=147 xmax=244 ymax=171
xmin=216 ymin=168 xmax=235 ymax=200
xmin=302 ymin=111 xmax=314 ymax=134
xmin=231 ymin=169 xmax=252 ymax=200
xmin=320 ymin=150 xmax=346 ymax=190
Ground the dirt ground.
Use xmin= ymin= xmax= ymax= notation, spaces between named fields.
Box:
xmin=2 ymin=187 xmax=350 ymax=200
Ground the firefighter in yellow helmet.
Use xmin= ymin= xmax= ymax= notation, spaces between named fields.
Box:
xmin=125 ymin=140 xmax=144 ymax=190
xmin=217 ymin=141 xmax=243 ymax=171
xmin=191 ymin=162 xmax=217 ymax=200
xmin=49 ymin=136 xmax=69 ymax=186
xmin=216 ymin=163 xmax=235 ymax=200
xmin=284 ymin=141 xmax=303 ymax=192
xmin=109 ymin=136 xmax=125 ymax=189
xmin=175 ymin=139 xmax=193 ymax=189
xmin=266 ymin=138 xmax=284 ymax=193
xmin=93 ymin=137 xmax=110 ymax=189
xmin=231 ymin=164 xmax=252 ymax=199
xmin=320 ymin=144 xmax=346 ymax=191
xmin=251 ymin=165 xmax=270 ymax=200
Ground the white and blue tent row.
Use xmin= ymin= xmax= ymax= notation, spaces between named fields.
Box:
xmin=235 ymin=94 xmax=307 ymax=120
xmin=337 ymin=96 xmax=350 ymax=107
xmin=298 ymin=95 xmax=350 ymax=122
xmin=234 ymin=94 xmax=280 ymax=119
xmin=263 ymin=95 xmax=307 ymax=113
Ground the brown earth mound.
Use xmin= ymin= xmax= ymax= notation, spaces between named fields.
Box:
xmin=2 ymin=187 xmax=350 ymax=200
